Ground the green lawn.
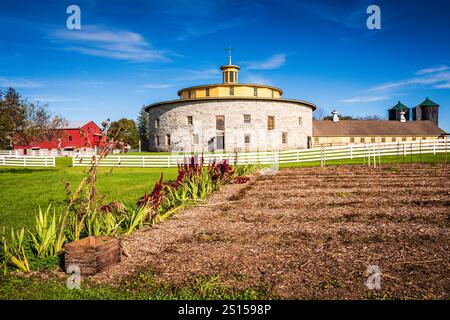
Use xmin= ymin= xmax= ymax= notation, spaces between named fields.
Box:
xmin=0 ymin=157 xmax=177 ymax=229
xmin=0 ymin=153 xmax=447 ymax=229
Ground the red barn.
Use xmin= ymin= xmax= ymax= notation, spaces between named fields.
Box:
xmin=15 ymin=121 xmax=104 ymax=155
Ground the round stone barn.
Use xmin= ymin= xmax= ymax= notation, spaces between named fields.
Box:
xmin=145 ymin=58 xmax=316 ymax=152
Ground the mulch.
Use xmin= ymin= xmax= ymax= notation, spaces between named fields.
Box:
xmin=89 ymin=163 xmax=450 ymax=299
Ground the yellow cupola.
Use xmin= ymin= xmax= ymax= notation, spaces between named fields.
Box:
xmin=221 ymin=48 xmax=239 ymax=84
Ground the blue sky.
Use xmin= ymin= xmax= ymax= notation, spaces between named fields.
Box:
xmin=1 ymin=0 xmax=449 ymax=131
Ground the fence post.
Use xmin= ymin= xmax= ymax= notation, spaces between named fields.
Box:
xmin=403 ymin=143 xmax=406 ymax=164
xmin=23 ymin=157 xmax=26 ymax=167
xmin=446 ymin=137 xmax=448 ymax=163
xmin=142 ymin=157 xmax=145 ymax=168
xmin=378 ymin=142 xmax=381 ymax=167
xmin=350 ymin=146 xmax=353 ymax=160
xmin=433 ymin=140 xmax=436 ymax=155
xmin=419 ymin=140 xmax=422 ymax=162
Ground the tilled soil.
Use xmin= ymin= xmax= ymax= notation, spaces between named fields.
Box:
xmin=92 ymin=164 xmax=450 ymax=299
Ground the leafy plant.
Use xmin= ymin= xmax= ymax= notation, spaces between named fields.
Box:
xmin=123 ymin=205 xmax=151 ymax=235
xmin=28 ymin=205 xmax=66 ymax=258
xmin=0 ymin=227 xmax=30 ymax=273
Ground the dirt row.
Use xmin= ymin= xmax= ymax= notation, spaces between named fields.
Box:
xmin=92 ymin=163 xmax=450 ymax=299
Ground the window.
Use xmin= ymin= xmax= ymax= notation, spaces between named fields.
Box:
xmin=402 ymin=137 xmax=407 ymax=141
xmin=187 ymin=116 xmax=193 ymax=125
xmin=253 ymin=88 xmax=258 ymax=97
xmin=350 ymin=137 xmax=355 ymax=143
xmin=205 ymin=88 xmax=210 ymax=97
xmin=155 ymin=118 xmax=160 ymax=128
xmin=155 ymin=136 xmax=160 ymax=146
xmin=271 ymin=91 xmax=274 ymax=98
xmin=229 ymin=72 xmax=234 ymax=83
xmin=216 ymin=115 xmax=225 ymax=131
xmin=299 ymin=117 xmax=303 ymax=125
xmin=267 ymin=116 xmax=275 ymax=130
xmin=282 ymin=132 xmax=288 ymax=144
xmin=422 ymin=137 xmax=427 ymax=140
xmin=412 ymin=137 xmax=416 ymax=141
xmin=68 ymin=136 xmax=72 ymax=142
xmin=166 ymin=134 xmax=171 ymax=146
xmin=381 ymin=137 xmax=386 ymax=143
xmin=244 ymin=134 xmax=251 ymax=144
xmin=244 ymin=114 xmax=251 ymax=124
xmin=314 ymin=137 xmax=319 ymax=144
xmin=371 ymin=137 xmax=376 ymax=143
xmin=192 ymin=134 xmax=199 ymax=145
xmin=392 ymin=137 xmax=397 ymax=142
xmin=229 ymin=87 xmax=234 ymax=96
xmin=224 ymin=72 xmax=228 ymax=83
xmin=188 ymin=91 xmax=193 ymax=99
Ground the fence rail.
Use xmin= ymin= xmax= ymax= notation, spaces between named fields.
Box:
xmin=0 ymin=156 xmax=56 ymax=167
xmin=72 ymin=139 xmax=449 ymax=168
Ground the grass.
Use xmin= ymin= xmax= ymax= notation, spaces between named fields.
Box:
xmin=0 ymin=153 xmax=447 ymax=229
xmin=0 ymin=272 xmax=275 ymax=300
xmin=0 ymin=157 xmax=177 ymax=228
xmin=279 ymin=152 xmax=448 ymax=168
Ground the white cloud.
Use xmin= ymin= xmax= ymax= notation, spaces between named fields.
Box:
xmin=340 ymin=95 xmax=390 ymax=103
xmin=174 ymin=68 xmax=220 ymax=81
xmin=143 ymin=84 xmax=171 ymax=89
xmin=416 ymin=65 xmax=450 ymax=75
xmin=0 ymin=77 xmax=43 ymax=88
xmin=177 ymin=19 xmax=243 ymax=41
xmin=434 ymin=83 xmax=450 ymax=89
xmin=246 ymin=54 xmax=286 ymax=70
xmin=29 ymin=96 xmax=79 ymax=103
xmin=242 ymin=75 xmax=273 ymax=85
xmin=51 ymin=26 xmax=169 ymax=62
xmin=372 ymin=69 xmax=450 ymax=92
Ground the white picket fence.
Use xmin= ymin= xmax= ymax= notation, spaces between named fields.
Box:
xmin=0 ymin=156 xmax=56 ymax=167
xmin=72 ymin=139 xmax=449 ymax=168
xmin=0 ymin=149 xmax=96 ymax=157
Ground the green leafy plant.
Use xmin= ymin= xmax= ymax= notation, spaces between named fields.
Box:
xmin=28 ymin=205 xmax=66 ymax=258
xmin=0 ymin=227 xmax=30 ymax=273
xmin=123 ymin=205 xmax=151 ymax=235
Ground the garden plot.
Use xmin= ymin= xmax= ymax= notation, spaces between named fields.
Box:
xmin=92 ymin=163 xmax=449 ymax=299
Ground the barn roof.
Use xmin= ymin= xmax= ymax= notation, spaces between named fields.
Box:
xmin=313 ymin=120 xmax=446 ymax=137
xmin=64 ymin=120 xmax=97 ymax=129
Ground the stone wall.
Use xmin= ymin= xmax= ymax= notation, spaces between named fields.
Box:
xmin=146 ymin=99 xmax=313 ymax=152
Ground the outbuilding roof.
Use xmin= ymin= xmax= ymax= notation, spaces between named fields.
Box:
xmin=418 ymin=97 xmax=439 ymax=107
xmin=313 ymin=120 xmax=446 ymax=137
xmin=389 ymin=101 xmax=409 ymax=111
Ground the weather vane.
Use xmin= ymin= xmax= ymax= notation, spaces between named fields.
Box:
xmin=224 ymin=47 xmax=232 ymax=65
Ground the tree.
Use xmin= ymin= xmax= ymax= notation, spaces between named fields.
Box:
xmin=137 ymin=106 xmax=149 ymax=151
xmin=0 ymin=88 xmax=67 ymax=149
xmin=313 ymin=106 xmax=325 ymax=120
xmin=109 ymin=118 xmax=140 ymax=150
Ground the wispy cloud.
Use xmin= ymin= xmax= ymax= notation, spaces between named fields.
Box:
xmin=177 ymin=19 xmax=243 ymax=41
xmin=143 ymin=84 xmax=171 ymax=89
xmin=245 ymin=54 xmax=286 ymax=70
xmin=51 ymin=25 xmax=169 ymax=62
xmin=416 ymin=65 xmax=450 ymax=75
xmin=174 ymin=68 xmax=220 ymax=81
xmin=0 ymin=77 xmax=43 ymax=88
xmin=371 ymin=65 xmax=450 ymax=92
xmin=340 ymin=95 xmax=390 ymax=104
xmin=29 ymin=96 xmax=79 ymax=103
xmin=435 ymin=83 xmax=450 ymax=89
xmin=241 ymin=74 xmax=273 ymax=85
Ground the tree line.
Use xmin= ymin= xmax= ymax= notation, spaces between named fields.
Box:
xmin=0 ymin=88 xmax=148 ymax=151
